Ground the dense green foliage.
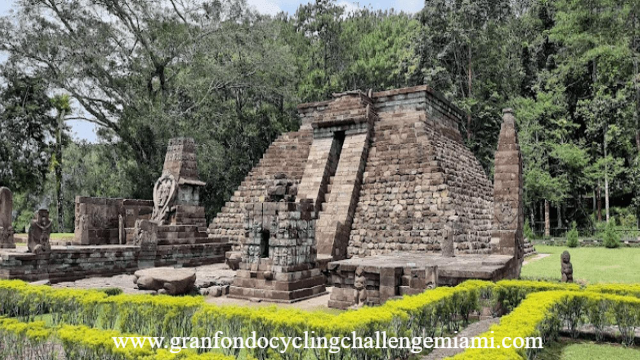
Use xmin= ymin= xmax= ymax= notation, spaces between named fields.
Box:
xmin=566 ymin=222 xmax=579 ymax=247
xmin=0 ymin=0 xmax=638 ymax=232
xmin=602 ymin=220 xmax=621 ymax=248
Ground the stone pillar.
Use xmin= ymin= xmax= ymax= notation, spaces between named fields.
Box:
xmin=134 ymin=219 xmax=158 ymax=269
xmin=0 ymin=187 xmax=15 ymax=249
xmin=492 ymin=108 xmax=525 ymax=277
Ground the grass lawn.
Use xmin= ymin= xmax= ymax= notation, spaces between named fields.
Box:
xmin=15 ymin=233 xmax=74 ymax=240
xmin=521 ymin=245 xmax=640 ymax=283
xmin=538 ymin=339 xmax=640 ymax=360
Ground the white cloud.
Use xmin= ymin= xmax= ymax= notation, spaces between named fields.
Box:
xmin=247 ymin=0 xmax=282 ymax=16
xmin=393 ymin=0 xmax=423 ymax=14
xmin=337 ymin=1 xmax=361 ymax=15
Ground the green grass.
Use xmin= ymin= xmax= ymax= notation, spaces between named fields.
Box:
xmin=15 ymin=233 xmax=74 ymax=240
xmin=521 ymin=245 xmax=640 ymax=283
xmin=50 ymin=233 xmax=74 ymax=240
xmin=538 ymin=339 xmax=640 ymax=360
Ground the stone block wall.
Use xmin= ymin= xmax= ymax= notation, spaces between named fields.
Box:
xmin=242 ymin=201 xmax=317 ymax=270
xmin=207 ymin=130 xmax=314 ymax=250
xmin=74 ymin=197 xmax=153 ymax=245
xmin=347 ymin=108 xmax=493 ymax=257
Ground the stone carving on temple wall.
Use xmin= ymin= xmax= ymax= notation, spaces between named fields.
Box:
xmin=561 ymin=251 xmax=573 ymax=283
xmin=352 ymin=266 xmax=367 ymax=309
xmin=28 ymin=209 xmax=52 ymax=255
xmin=151 ymin=173 xmax=177 ymax=224
xmin=495 ymin=201 xmax=517 ymax=229
xmin=134 ymin=219 xmax=157 ymax=248
xmin=267 ymin=173 xmax=298 ymax=202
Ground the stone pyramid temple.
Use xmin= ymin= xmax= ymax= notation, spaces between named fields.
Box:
xmin=209 ymin=85 xmax=524 ymax=306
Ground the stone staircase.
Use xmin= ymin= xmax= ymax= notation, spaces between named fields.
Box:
xmin=316 ymin=132 xmax=370 ymax=260
xmin=524 ymin=238 xmax=537 ymax=257
xmin=207 ymin=130 xmax=314 ymax=250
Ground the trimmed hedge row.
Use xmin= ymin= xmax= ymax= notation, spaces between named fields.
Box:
xmin=0 ymin=317 xmax=236 ymax=360
xmin=451 ymin=291 xmax=640 ymax=360
xmin=1 ymin=278 xmax=638 ymax=360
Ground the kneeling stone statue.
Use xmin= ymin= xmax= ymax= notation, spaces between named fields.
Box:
xmin=28 ymin=209 xmax=52 ymax=255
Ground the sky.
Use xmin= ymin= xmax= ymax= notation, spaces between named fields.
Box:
xmin=0 ymin=0 xmax=423 ymax=143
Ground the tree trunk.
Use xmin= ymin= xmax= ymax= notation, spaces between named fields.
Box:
xmin=55 ymin=109 xmax=66 ymax=233
xmin=557 ymin=203 xmax=562 ymax=230
xmin=544 ymin=200 xmax=550 ymax=237
xmin=467 ymin=45 xmax=472 ymax=141
xmin=604 ymin=127 xmax=610 ymax=223
xmin=530 ymin=209 xmax=535 ymax=232
xmin=597 ymin=183 xmax=602 ymax=222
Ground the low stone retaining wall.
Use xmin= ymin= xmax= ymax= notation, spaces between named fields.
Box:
xmin=0 ymin=242 xmax=230 ymax=283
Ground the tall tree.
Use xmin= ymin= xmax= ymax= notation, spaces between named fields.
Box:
xmin=0 ymin=68 xmax=54 ymax=193
xmin=50 ymin=94 xmax=71 ymax=232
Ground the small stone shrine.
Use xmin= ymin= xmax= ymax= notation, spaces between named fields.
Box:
xmin=0 ymin=187 xmax=15 ymax=249
xmin=229 ymin=176 xmax=326 ymax=301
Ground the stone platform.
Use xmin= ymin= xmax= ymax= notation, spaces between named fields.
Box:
xmin=0 ymin=242 xmax=230 ymax=283
xmin=327 ymin=252 xmax=515 ymax=309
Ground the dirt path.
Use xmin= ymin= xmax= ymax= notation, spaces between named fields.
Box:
xmin=422 ymin=318 xmax=500 ymax=360
xmin=523 ymin=253 xmax=550 ymax=266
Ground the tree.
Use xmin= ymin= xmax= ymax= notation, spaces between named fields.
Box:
xmin=551 ymin=0 xmax=640 ymax=223
xmin=50 ymin=94 xmax=71 ymax=232
xmin=0 ymin=68 xmax=54 ymax=193
xmin=1 ymin=0 xmax=300 ymax=219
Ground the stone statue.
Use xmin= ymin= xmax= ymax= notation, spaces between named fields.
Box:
xmin=0 ymin=187 xmax=15 ymax=249
xmin=266 ymin=173 xmax=298 ymax=202
xmin=118 ymin=214 xmax=125 ymax=245
xmin=28 ymin=209 xmax=52 ymax=255
xmin=442 ymin=228 xmax=455 ymax=258
xmin=352 ymin=267 xmax=367 ymax=308
xmin=151 ymin=174 xmax=177 ymax=224
xmin=561 ymin=251 xmax=573 ymax=283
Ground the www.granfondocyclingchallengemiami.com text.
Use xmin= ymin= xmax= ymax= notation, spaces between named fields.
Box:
xmin=113 ymin=331 xmax=543 ymax=354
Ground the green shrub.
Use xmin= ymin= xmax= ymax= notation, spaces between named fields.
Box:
xmin=453 ymin=291 xmax=640 ymax=359
xmin=100 ymin=287 xmax=124 ymax=296
xmin=524 ymin=219 xmax=535 ymax=240
xmin=566 ymin=222 xmax=579 ymax=248
xmin=602 ymin=220 xmax=621 ymax=248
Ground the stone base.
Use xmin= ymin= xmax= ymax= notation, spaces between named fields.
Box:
xmin=328 ymin=252 xmax=516 ymax=309
xmin=0 ymin=242 xmax=231 ymax=284
xmin=229 ymin=268 xmax=326 ymax=303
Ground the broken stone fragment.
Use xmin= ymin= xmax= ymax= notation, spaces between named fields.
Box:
xmin=134 ymin=267 xmax=196 ymax=295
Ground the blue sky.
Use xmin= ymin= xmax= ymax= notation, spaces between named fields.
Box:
xmin=0 ymin=0 xmax=422 ymax=142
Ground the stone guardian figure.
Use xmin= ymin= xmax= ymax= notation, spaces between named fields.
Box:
xmin=561 ymin=251 xmax=573 ymax=283
xmin=28 ymin=209 xmax=52 ymax=255
xmin=0 ymin=187 xmax=15 ymax=249
xmin=352 ymin=267 xmax=368 ymax=309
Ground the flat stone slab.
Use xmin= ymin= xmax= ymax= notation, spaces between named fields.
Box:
xmin=329 ymin=252 xmax=514 ymax=285
xmin=134 ymin=267 xmax=196 ymax=295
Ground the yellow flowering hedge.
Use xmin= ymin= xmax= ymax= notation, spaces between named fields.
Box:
xmin=191 ymin=281 xmax=490 ymax=360
xmin=585 ymin=283 xmax=640 ymax=298
xmin=0 ymin=317 xmax=236 ymax=360
xmin=3 ymin=278 xmax=640 ymax=360
xmin=451 ymin=291 xmax=640 ymax=360
xmin=0 ymin=280 xmax=204 ymax=338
